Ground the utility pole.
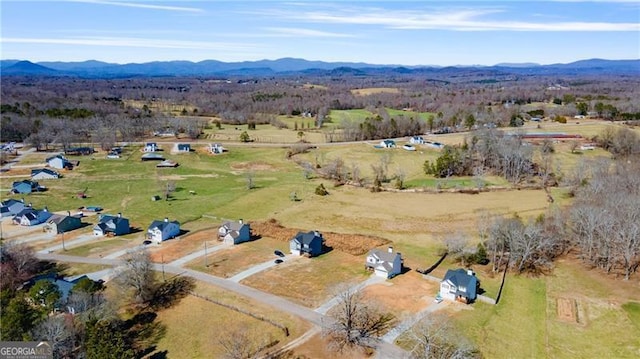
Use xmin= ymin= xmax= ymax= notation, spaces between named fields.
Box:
xmin=62 ymin=231 xmax=66 ymax=251
xmin=204 ymin=240 xmax=208 ymax=267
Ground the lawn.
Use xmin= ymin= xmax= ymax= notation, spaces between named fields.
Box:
xmin=60 ymin=238 xmax=131 ymax=257
xmin=241 ymin=250 xmax=369 ymax=308
xmin=187 ymin=237 xmax=290 ymax=278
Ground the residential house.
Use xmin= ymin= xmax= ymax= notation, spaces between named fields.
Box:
xmin=409 ymin=136 xmax=425 ymax=145
xmin=31 ymin=168 xmax=60 ymax=180
xmin=46 ymin=154 xmax=73 ymax=170
xmin=218 ymin=219 xmax=251 ymax=245
xmin=147 ymin=218 xmax=180 ymax=244
xmin=209 ymin=143 xmax=226 ymax=154
xmin=28 ymin=273 xmax=91 ymax=312
xmin=0 ymin=198 xmax=25 ymax=218
xmin=12 ymin=207 xmax=52 ymax=226
xmin=11 ymin=180 xmax=45 ymax=194
xmin=379 ymin=140 xmax=396 ymax=148
xmin=45 ymin=213 xmax=82 ymax=234
xmin=143 ymin=143 xmax=158 ymax=152
xmin=365 ymin=247 xmax=403 ymax=279
xmin=176 ymin=144 xmax=191 ymax=153
xmin=93 ymin=213 xmax=130 ymax=236
xmin=440 ymin=269 xmax=479 ymax=304
xmin=289 ymin=230 xmax=324 ymax=257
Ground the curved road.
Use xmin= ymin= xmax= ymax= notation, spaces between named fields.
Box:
xmin=36 ymin=252 xmax=408 ymax=358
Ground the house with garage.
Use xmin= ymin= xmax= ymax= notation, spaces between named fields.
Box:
xmin=45 ymin=213 xmax=83 ymax=234
xmin=176 ymin=143 xmax=191 ymax=153
xmin=0 ymin=198 xmax=25 ymax=218
xmin=31 ymin=168 xmax=61 ymax=180
xmin=143 ymin=142 xmax=158 ymax=152
xmin=440 ymin=268 xmax=479 ymax=304
xmin=46 ymin=154 xmax=73 ymax=170
xmin=379 ymin=139 xmax=396 ymax=148
xmin=290 ymin=230 xmax=324 ymax=257
xmin=409 ymin=136 xmax=425 ymax=145
xmin=11 ymin=180 xmax=45 ymax=194
xmin=93 ymin=213 xmax=130 ymax=236
xmin=218 ymin=219 xmax=251 ymax=245
xmin=12 ymin=207 xmax=52 ymax=226
xmin=147 ymin=218 xmax=180 ymax=244
xmin=365 ymin=247 xmax=404 ymax=279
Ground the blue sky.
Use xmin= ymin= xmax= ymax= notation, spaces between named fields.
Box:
xmin=1 ymin=1 xmax=639 ymax=65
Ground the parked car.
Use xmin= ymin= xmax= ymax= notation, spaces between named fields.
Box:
xmin=274 ymin=259 xmax=284 ymax=264
xmin=274 ymin=250 xmax=285 ymax=257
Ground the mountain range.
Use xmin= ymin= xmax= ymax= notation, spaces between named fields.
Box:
xmin=1 ymin=58 xmax=638 ymax=78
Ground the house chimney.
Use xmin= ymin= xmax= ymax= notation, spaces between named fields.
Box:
xmin=239 ymin=219 xmax=243 ymax=224
xmin=388 ymin=246 xmax=393 ymax=253
xmin=43 ymin=207 xmax=48 ymax=212
xmin=164 ymin=217 xmax=169 ymax=222
xmin=314 ymin=230 xmax=321 ymax=237
xmin=20 ymin=198 xmax=24 ymax=203
xmin=67 ymin=211 xmax=71 ymax=217
xmin=467 ymin=269 xmax=475 ymax=276
xmin=27 ymin=202 xmax=32 ymax=208
xmin=117 ymin=212 xmax=122 ymax=218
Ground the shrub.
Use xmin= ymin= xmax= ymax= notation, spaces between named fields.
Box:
xmin=315 ymin=183 xmax=329 ymax=196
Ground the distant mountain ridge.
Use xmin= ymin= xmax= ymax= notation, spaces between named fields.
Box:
xmin=1 ymin=58 xmax=638 ymax=78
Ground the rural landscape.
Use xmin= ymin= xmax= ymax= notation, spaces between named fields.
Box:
xmin=1 ymin=55 xmax=639 ymax=359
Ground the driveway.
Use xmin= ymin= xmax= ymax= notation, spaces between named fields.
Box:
xmin=167 ymin=243 xmax=231 ymax=267
xmin=228 ymin=255 xmax=300 ymax=283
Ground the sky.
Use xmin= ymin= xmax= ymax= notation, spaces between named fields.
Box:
xmin=1 ymin=0 xmax=639 ymax=66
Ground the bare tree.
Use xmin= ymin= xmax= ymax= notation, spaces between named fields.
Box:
xmin=0 ymin=242 xmax=40 ymax=291
xmin=403 ymin=313 xmax=479 ymax=359
xmin=217 ymin=325 xmax=270 ymax=359
xmin=323 ymin=287 xmax=395 ymax=353
xmin=116 ymin=249 xmax=156 ymax=304
xmin=33 ymin=315 xmax=75 ymax=358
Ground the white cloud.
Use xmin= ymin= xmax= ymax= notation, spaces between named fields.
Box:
xmin=268 ymin=6 xmax=639 ymax=32
xmin=69 ymin=0 xmax=204 ymax=13
xmin=263 ymin=27 xmax=355 ymax=38
xmin=1 ymin=37 xmax=257 ymax=51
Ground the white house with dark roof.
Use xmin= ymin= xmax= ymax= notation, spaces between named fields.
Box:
xmin=12 ymin=207 xmax=52 ymax=226
xmin=31 ymin=168 xmax=60 ymax=180
xmin=440 ymin=268 xmax=479 ymax=304
xmin=0 ymin=198 xmax=25 ymax=218
xmin=46 ymin=154 xmax=72 ymax=170
xmin=379 ymin=139 xmax=396 ymax=148
xmin=365 ymin=247 xmax=403 ymax=278
xmin=147 ymin=218 xmax=180 ymax=244
xmin=409 ymin=136 xmax=425 ymax=145
xmin=218 ymin=219 xmax=251 ymax=245
xmin=290 ymin=231 xmax=324 ymax=257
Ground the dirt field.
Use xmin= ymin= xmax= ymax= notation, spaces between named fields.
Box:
xmin=362 ymin=271 xmax=438 ymax=316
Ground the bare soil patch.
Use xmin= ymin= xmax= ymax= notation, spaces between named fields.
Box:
xmin=362 ymin=271 xmax=437 ymax=315
xmin=556 ymin=297 xmax=578 ymax=323
xmin=252 ymin=219 xmax=390 ymax=255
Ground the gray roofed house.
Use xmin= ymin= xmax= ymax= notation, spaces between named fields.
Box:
xmin=11 ymin=180 xmax=44 ymax=194
xmin=12 ymin=207 xmax=52 ymax=226
xmin=177 ymin=143 xmax=191 ymax=152
xmin=289 ymin=230 xmax=324 ymax=257
xmin=218 ymin=219 xmax=251 ymax=245
xmin=440 ymin=269 xmax=479 ymax=304
xmin=93 ymin=213 xmax=130 ymax=236
xmin=31 ymin=168 xmax=61 ymax=180
xmin=46 ymin=154 xmax=73 ymax=170
xmin=365 ymin=246 xmax=403 ymax=279
xmin=1 ymin=198 xmax=25 ymax=218
xmin=45 ymin=213 xmax=83 ymax=234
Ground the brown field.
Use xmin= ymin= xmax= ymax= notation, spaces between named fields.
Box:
xmin=148 ymin=228 xmax=218 ymax=263
xmin=350 ymin=87 xmax=400 ymax=96
xmin=251 ymin=219 xmax=390 ymax=256
xmin=187 ymin=237 xmax=290 ymax=277
xmin=241 ymin=250 xmax=369 ymax=308
xmin=556 ymin=297 xmax=578 ymax=323
xmin=362 ymin=271 xmax=437 ymax=316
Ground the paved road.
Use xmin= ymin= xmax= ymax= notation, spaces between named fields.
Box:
xmin=36 ymin=252 xmax=408 ymax=358
xmin=168 ymin=242 xmax=230 ymax=267
xmin=37 ymin=233 xmax=97 ymax=254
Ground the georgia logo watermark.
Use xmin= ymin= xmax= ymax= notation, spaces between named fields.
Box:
xmin=0 ymin=341 xmax=52 ymax=359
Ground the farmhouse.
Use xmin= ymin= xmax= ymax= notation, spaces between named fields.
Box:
xmin=45 ymin=213 xmax=82 ymax=234
xmin=93 ymin=213 xmax=130 ymax=236
xmin=144 ymin=142 xmax=158 ymax=152
xmin=218 ymin=219 xmax=251 ymax=245
xmin=0 ymin=198 xmax=25 ymax=218
xmin=12 ymin=207 xmax=52 ymax=226
xmin=290 ymin=230 xmax=324 ymax=257
xmin=409 ymin=136 xmax=425 ymax=144
xmin=31 ymin=168 xmax=60 ymax=180
xmin=379 ymin=139 xmax=396 ymax=148
xmin=11 ymin=180 xmax=45 ymax=194
xmin=46 ymin=154 xmax=73 ymax=170
xmin=209 ymin=143 xmax=226 ymax=154
xmin=147 ymin=218 xmax=180 ymax=244
xmin=440 ymin=269 xmax=479 ymax=304
xmin=365 ymin=247 xmax=403 ymax=279
xmin=176 ymin=143 xmax=191 ymax=152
